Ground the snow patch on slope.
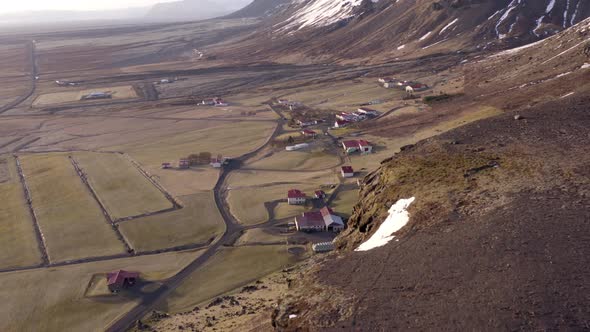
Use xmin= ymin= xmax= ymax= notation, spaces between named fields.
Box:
xmin=283 ymin=0 xmax=379 ymax=30
xmin=355 ymin=197 xmax=415 ymax=252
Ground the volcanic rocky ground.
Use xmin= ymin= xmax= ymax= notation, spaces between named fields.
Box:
xmin=273 ymin=93 xmax=590 ymax=331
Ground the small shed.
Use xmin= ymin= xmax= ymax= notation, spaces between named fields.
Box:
xmin=301 ymin=129 xmax=317 ymax=138
xmin=161 ymin=162 xmax=172 ymax=169
xmin=341 ymin=166 xmax=354 ymax=178
xmin=314 ymin=190 xmax=326 ymax=199
xmin=334 ymin=120 xmax=349 ymax=128
xmin=106 ymin=270 xmax=139 ymax=293
xmin=312 ymin=242 xmax=335 ymax=253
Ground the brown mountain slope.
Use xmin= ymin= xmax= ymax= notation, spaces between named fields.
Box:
xmin=216 ymin=0 xmax=590 ymax=63
xmin=276 ymin=90 xmax=590 ymax=332
xmin=270 ymin=18 xmax=590 ymax=331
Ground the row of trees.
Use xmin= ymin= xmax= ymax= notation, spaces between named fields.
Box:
xmin=185 ymin=152 xmax=222 ymax=166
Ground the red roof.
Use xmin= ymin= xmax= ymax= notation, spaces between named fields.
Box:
xmin=107 ymin=270 xmax=139 ymax=286
xmin=301 ymin=129 xmax=317 ymax=135
xmin=296 ymin=211 xmax=325 ymax=228
xmin=358 ymin=139 xmax=371 ymax=147
xmin=320 ymin=206 xmax=334 ymax=217
xmin=342 ymin=140 xmax=359 ymax=148
xmin=315 ymin=190 xmax=325 ymax=197
xmin=341 ymin=166 xmax=354 ymax=174
xmin=288 ymin=189 xmax=306 ymax=199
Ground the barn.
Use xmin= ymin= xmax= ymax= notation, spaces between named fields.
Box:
xmin=106 ymin=270 xmax=139 ymax=293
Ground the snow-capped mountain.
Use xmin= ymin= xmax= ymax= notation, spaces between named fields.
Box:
xmin=281 ymin=0 xmax=373 ymax=30
xmin=222 ymin=0 xmax=590 ymax=62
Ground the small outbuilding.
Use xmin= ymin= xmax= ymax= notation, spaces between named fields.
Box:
xmin=301 ymin=129 xmax=317 ymax=138
xmin=341 ymin=166 xmax=354 ymax=178
xmin=312 ymin=242 xmax=335 ymax=253
xmin=210 ymin=158 xmax=222 ymax=168
xmin=314 ymin=190 xmax=326 ymax=199
xmin=334 ymin=120 xmax=349 ymax=128
xmin=287 ymin=189 xmax=306 ymax=205
xmin=106 ymin=270 xmax=139 ymax=293
xmin=161 ymin=162 xmax=172 ymax=169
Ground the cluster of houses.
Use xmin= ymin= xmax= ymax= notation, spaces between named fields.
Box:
xmin=287 ymin=189 xmax=325 ymax=205
xmin=378 ymin=77 xmax=429 ymax=94
xmin=201 ymin=97 xmax=228 ymax=107
xmin=342 ymin=139 xmax=372 ymax=155
xmin=287 ymin=189 xmax=344 ymax=232
xmin=295 ymin=207 xmax=345 ymax=233
xmin=334 ymin=107 xmax=379 ymax=128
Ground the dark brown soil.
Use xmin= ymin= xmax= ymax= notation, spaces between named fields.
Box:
xmin=280 ymin=95 xmax=590 ymax=331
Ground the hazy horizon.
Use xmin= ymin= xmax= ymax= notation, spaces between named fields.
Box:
xmin=0 ymin=0 xmax=189 ymax=14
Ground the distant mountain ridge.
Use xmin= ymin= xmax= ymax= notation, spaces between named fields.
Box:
xmin=146 ymin=0 xmax=252 ymax=22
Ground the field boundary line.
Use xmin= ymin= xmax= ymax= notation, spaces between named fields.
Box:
xmin=122 ymin=153 xmax=184 ymax=209
xmin=13 ymin=155 xmax=50 ymax=267
xmin=68 ymin=156 xmax=134 ymax=254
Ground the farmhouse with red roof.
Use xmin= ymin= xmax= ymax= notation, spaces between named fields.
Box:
xmin=341 ymin=166 xmax=354 ymax=178
xmin=106 ymin=270 xmax=139 ymax=293
xmin=342 ymin=140 xmax=373 ymax=154
xmin=287 ymin=189 xmax=306 ymax=205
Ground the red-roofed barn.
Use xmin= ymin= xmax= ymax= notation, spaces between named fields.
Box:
xmin=106 ymin=270 xmax=139 ymax=293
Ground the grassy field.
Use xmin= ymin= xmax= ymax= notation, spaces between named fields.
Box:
xmin=161 ymin=245 xmax=299 ymax=313
xmin=279 ymin=80 xmax=397 ymax=110
xmin=145 ymin=165 xmax=219 ymax=197
xmin=118 ymin=191 xmax=225 ymax=252
xmin=228 ymin=169 xmax=338 ymax=188
xmin=74 ymin=152 xmax=173 ymax=220
xmin=330 ymin=186 xmax=359 ymax=219
xmin=228 ymin=182 xmax=324 ymax=226
xmin=20 ymin=154 xmax=126 ymax=262
xmin=0 ymin=250 xmax=202 ymax=332
xmin=33 ymin=85 xmax=137 ymax=107
xmin=0 ymin=156 xmax=42 ymax=269
xmin=246 ymin=148 xmax=341 ymax=171
xmin=115 ymin=121 xmax=276 ymax=166
xmin=236 ymin=228 xmax=288 ymax=246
